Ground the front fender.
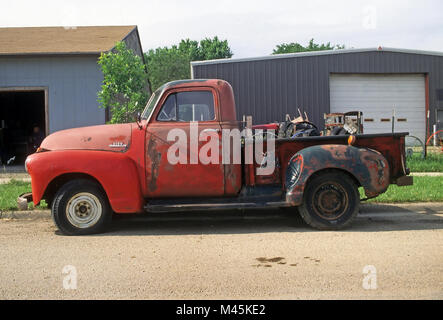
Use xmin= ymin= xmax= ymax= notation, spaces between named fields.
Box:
xmin=285 ymin=144 xmax=390 ymax=206
xmin=26 ymin=150 xmax=144 ymax=213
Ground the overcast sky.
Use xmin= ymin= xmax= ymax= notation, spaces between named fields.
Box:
xmin=1 ymin=0 xmax=442 ymax=58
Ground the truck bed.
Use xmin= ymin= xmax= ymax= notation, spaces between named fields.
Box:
xmin=275 ymin=132 xmax=408 ymax=184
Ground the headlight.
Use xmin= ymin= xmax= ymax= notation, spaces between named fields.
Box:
xmin=36 ymin=147 xmax=49 ymax=153
xmin=24 ymin=158 xmax=30 ymax=173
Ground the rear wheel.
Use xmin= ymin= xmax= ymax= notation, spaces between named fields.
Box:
xmin=52 ymin=179 xmax=111 ymax=235
xmin=298 ymin=172 xmax=359 ymax=230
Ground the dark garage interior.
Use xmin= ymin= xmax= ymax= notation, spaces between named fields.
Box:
xmin=0 ymin=90 xmax=46 ymax=165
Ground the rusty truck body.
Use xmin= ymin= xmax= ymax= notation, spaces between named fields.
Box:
xmin=25 ymin=79 xmax=412 ymax=235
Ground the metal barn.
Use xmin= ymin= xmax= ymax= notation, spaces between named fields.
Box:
xmin=191 ymin=47 xmax=443 ymax=143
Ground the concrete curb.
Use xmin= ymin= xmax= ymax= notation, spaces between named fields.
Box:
xmin=360 ymin=202 xmax=443 ymax=214
xmin=0 ymin=210 xmax=50 ymax=220
xmin=0 ymin=178 xmax=31 ymax=184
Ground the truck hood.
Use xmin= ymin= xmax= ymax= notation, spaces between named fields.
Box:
xmin=40 ymin=123 xmax=132 ymax=152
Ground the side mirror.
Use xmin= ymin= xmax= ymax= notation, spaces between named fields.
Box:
xmin=135 ymin=112 xmax=142 ymax=130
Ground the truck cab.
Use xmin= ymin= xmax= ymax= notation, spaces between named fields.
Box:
xmin=143 ymin=79 xmax=241 ymax=198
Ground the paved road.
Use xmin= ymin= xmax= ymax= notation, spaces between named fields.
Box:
xmin=0 ymin=203 xmax=442 ymax=299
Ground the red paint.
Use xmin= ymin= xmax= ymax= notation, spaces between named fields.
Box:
xmin=41 ymin=123 xmax=132 ymax=152
xmin=26 ymin=149 xmax=144 ymax=213
xmin=252 ymin=123 xmax=279 ymax=131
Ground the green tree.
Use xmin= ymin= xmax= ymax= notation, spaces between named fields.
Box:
xmin=145 ymin=36 xmax=233 ymax=91
xmin=98 ymin=42 xmax=150 ymax=124
xmin=272 ymin=38 xmax=345 ymax=54
xmin=197 ymin=36 xmax=233 ymax=60
xmin=144 ymin=46 xmax=190 ymax=92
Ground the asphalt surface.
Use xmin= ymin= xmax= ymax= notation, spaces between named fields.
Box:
xmin=0 ymin=203 xmax=442 ymax=300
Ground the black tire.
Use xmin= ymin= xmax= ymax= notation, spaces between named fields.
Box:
xmin=52 ymin=179 xmax=111 ymax=235
xmin=298 ymin=172 xmax=359 ymax=230
xmin=280 ymin=206 xmax=305 ymax=226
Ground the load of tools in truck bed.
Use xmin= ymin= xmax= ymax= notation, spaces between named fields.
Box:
xmin=252 ymin=109 xmax=363 ymax=139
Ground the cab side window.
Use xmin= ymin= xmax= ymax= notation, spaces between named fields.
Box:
xmin=157 ymin=91 xmax=215 ymax=122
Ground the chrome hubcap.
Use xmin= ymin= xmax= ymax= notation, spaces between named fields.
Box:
xmin=66 ymin=192 xmax=102 ymax=228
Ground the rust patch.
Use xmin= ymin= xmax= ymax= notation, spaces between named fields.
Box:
xmin=147 ymin=137 xmax=161 ymax=192
xmin=286 ymin=144 xmax=390 ymax=205
xmin=224 ymin=163 xmax=239 ymax=194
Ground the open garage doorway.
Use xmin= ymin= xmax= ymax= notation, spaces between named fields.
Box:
xmin=0 ymin=87 xmax=48 ymax=166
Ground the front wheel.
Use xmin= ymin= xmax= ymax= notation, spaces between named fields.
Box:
xmin=298 ymin=172 xmax=359 ymax=230
xmin=52 ymin=179 xmax=111 ymax=235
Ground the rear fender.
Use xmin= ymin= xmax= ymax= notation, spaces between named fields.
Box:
xmin=285 ymin=144 xmax=390 ymax=205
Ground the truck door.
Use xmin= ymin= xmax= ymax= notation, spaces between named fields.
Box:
xmin=145 ymin=87 xmax=225 ymax=198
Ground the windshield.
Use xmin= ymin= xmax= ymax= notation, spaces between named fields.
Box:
xmin=141 ymin=87 xmax=163 ymax=120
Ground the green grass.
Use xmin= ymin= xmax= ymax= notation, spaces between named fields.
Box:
xmin=360 ymin=176 xmax=443 ymax=203
xmin=0 ymin=180 xmax=47 ymax=211
xmin=407 ymin=152 xmax=443 ymax=172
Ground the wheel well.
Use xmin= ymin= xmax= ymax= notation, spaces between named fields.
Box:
xmin=42 ymin=173 xmax=105 ymax=206
xmin=304 ymin=168 xmax=361 ymax=190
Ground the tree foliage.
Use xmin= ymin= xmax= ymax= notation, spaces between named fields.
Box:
xmin=272 ymin=39 xmax=345 ymax=54
xmin=145 ymin=36 xmax=233 ymax=91
xmin=98 ymin=42 xmax=150 ymax=124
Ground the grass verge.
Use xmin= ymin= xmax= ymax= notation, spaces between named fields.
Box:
xmin=407 ymin=152 xmax=443 ymax=172
xmin=0 ymin=180 xmax=47 ymax=211
xmin=360 ymin=176 xmax=443 ymax=203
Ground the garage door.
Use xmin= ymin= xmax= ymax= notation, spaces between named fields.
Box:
xmin=330 ymin=74 xmax=426 ymax=142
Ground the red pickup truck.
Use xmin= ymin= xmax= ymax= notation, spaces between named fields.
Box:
xmin=25 ymin=79 xmax=412 ymax=235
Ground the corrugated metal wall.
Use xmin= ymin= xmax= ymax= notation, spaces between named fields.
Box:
xmin=192 ymin=51 xmax=443 ymax=130
xmin=0 ymin=55 xmax=104 ymax=133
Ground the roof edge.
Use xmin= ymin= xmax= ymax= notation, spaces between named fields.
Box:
xmin=0 ymin=24 xmax=136 ymax=29
xmin=0 ymin=52 xmax=102 ymax=57
xmin=191 ymin=47 xmax=443 ymax=66
xmin=0 ymin=25 xmax=138 ymax=56
xmin=109 ymin=25 xmax=138 ymax=52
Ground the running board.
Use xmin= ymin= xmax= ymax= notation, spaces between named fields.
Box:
xmin=145 ymin=201 xmax=290 ymax=213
